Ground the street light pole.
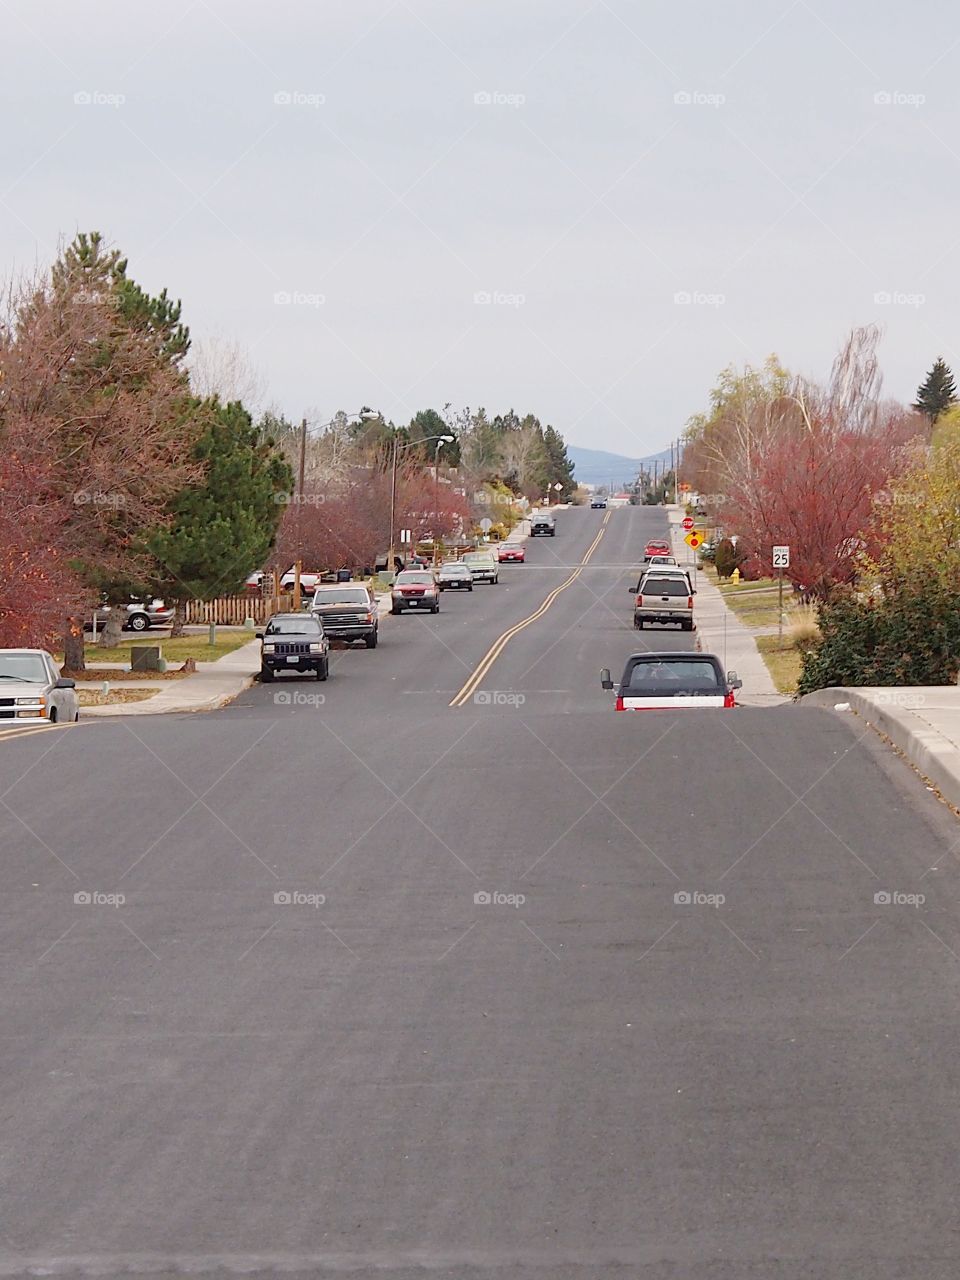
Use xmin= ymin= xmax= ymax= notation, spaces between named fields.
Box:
xmin=434 ymin=438 xmax=448 ymax=564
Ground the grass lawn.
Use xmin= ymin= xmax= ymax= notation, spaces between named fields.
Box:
xmin=77 ymin=688 xmax=157 ymax=706
xmin=67 ymin=668 xmax=187 ymax=682
xmin=59 ymin=633 xmax=252 ymax=666
xmin=755 ymin=636 xmax=803 ymax=695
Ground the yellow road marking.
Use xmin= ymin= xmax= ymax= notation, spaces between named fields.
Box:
xmin=0 ymin=722 xmax=83 ymax=744
xmin=450 ymin=512 xmax=610 ymax=707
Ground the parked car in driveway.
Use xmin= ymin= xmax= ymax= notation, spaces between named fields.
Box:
xmin=86 ymin=598 xmax=174 ymax=632
xmin=310 ymin=583 xmax=379 ymax=648
xmin=600 ymin=652 xmax=741 ymax=711
xmin=0 ymin=650 xmax=78 ymax=725
xmin=257 ymin=613 xmax=329 ymax=682
xmin=497 ymin=543 xmax=525 ymax=563
xmin=460 ymin=552 xmax=499 ymax=584
xmin=436 ymin=562 xmax=474 ymax=591
xmin=391 ymin=570 xmax=441 ymax=613
xmin=631 ymin=573 xmax=696 ymax=631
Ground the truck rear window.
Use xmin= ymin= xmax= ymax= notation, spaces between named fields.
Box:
xmin=641 ymin=578 xmax=687 ymax=596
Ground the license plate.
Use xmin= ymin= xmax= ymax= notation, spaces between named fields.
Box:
xmin=286 ymin=656 xmax=299 ymax=663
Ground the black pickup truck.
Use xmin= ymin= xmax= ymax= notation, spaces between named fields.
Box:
xmin=530 ymin=513 xmax=556 ymax=537
xmin=310 ymin=583 xmax=379 ymax=648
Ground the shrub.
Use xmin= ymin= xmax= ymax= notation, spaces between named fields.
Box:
xmin=797 ymin=585 xmax=960 ymax=694
xmin=714 ymin=538 xmax=738 ymax=578
xmin=789 ymin=603 xmax=820 ymax=652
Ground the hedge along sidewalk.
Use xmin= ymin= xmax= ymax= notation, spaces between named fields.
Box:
xmin=666 ymin=508 xmax=786 ymax=706
xmin=799 ymin=686 xmax=960 ymax=812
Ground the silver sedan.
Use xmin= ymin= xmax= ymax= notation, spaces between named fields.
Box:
xmin=0 ymin=650 xmax=79 ymax=726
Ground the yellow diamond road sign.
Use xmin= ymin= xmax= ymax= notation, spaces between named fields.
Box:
xmin=684 ymin=530 xmax=706 ymax=549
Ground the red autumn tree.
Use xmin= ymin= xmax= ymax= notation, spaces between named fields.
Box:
xmin=722 ymin=328 xmax=925 ymax=597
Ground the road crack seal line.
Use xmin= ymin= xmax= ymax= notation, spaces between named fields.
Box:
xmin=449 ymin=516 xmax=608 ymax=707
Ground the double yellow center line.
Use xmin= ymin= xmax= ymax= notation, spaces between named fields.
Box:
xmin=0 ymin=722 xmax=80 ymax=745
xmin=450 ymin=513 xmax=610 ymax=707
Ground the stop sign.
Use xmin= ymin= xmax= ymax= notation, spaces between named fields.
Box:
xmin=681 ymin=516 xmax=694 ymax=530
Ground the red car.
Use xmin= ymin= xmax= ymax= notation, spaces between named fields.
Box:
xmin=498 ymin=544 xmax=525 ymax=563
xmin=643 ymin=539 xmax=671 ymax=562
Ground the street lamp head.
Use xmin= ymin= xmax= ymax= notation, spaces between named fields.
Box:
xmin=439 ymin=434 xmax=454 ymax=443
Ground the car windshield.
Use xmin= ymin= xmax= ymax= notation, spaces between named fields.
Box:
xmin=398 ymin=572 xmax=434 ymax=584
xmin=640 ymin=578 xmax=688 ymax=596
xmin=463 ymin=554 xmax=492 ymax=563
xmin=313 ymin=588 xmax=368 ymax=605
xmin=625 ymin=660 xmax=721 ymax=694
xmin=265 ymin=617 xmax=322 ymax=635
xmin=0 ymin=653 xmax=49 ymax=683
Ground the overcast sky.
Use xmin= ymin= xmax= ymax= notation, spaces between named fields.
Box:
xmin=2 ymin=0 xmax=956 ymax=457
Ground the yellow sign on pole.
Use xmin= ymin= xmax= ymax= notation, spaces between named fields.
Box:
xmin=684 ymin=531 xmax=705 ymax=549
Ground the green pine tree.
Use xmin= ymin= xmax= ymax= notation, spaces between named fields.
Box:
xmin=914 ymin=357 xmax=956 ymax=423
xmin=148 ymin=400 xmax=294 ymax=633
xmin=542 ymin=424 xmax=576 ymax=499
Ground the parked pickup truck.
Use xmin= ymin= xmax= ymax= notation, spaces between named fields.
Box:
xmin=310 ymin=582 xmax=379 ymax=648
xmin=631 ymin=572 xmax=696 ymax=631
xmin=461 ymin=551 xmax=499 ymax=584
xmin=530 ymin=513 xmax=556 ymax=537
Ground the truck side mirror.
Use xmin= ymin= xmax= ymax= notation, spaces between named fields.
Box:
xmin=727 ymin=671 xmax=742 ymax=689
xmin=600 ymin=667 xmax=614 ymax=690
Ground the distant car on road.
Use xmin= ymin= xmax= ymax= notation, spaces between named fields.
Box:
xmin=0 ymin=650 xmax=78 ymax=725
xmin=601 ymin=652 xmax=741 ymax=711
xmin=391 ymin=570 xmax=441 ymax=613
xmin=648 ymin=554 xmax=678 ymax=567
xmin=310 ymin=583 xmax=379 ymax=649
xmin=461 ymin=552 xmax=499 ymax=584
xmin=86 ymin=599 xmax=173 ymax=633
xmin=631 ymin=573 xmax=696 ymax=631
xmin=437 ymin=562 xmax=474 ymax=591
xmin=591 ymin=497 xmax=607 ymax=509
xmin=497 ymin=544 xmax=525 ymax=563
xmin=643 ymin=539 xmax=671 ymax=561
xmin=530 ymin=514 xmax=556 ymax=537
xmin=257 ymin=613 xmax=329 ymax=682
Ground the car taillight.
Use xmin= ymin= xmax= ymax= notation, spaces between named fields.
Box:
xmin=615 ymin=695 xmax=625 ymax=711
xmin=687 ymin=595 xmax=693 ymax=609
xmin=724 ymin=691 xmax=736 ymax=708
xmin=636 ymin=594 xmax=643 ymax=606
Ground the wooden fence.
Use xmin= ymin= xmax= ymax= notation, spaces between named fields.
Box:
xmin=185 ymin=594 xmax=295 ymax=625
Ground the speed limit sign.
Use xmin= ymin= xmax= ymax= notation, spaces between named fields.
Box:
xmin=772 ymin=545 xmax=790 ymax=569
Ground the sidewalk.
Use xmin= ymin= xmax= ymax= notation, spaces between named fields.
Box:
xmin=665 ymin=507 xmax=785 ymax=706
xmin=81 ymin=639 xmax=262 ymax=717
xmin=799 ymin=686 xmax=960 ymax=811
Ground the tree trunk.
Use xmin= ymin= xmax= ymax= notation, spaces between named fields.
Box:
xmin=62 ymin=618 xmax=85 ymax=672
xmin=97 ymin=609 xmax=124 ymax=650
xmin=170 ymin=599 xmax=187 ymax=637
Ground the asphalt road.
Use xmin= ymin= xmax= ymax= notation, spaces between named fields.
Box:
xmin=3 ymin=506 xmax=960 ymax=1279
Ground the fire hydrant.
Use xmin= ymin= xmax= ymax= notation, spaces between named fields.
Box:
xmin=730 ymin=567 xmax=741 ymax=584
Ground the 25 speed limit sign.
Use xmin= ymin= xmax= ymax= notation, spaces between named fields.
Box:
xmin=772 ymin=545 xmax=790 ymax=569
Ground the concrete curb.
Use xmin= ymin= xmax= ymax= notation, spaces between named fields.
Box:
xmin=799 ymin=687 xmax=960 ymax=811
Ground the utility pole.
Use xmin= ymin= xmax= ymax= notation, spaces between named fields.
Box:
xmin=293 ymin=417 xmax=307 ymax=611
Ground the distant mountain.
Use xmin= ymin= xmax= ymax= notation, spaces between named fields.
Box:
xmin=566 ymin=444 xmax=673 ymax=488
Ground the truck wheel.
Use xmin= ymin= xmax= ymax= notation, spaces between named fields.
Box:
xmin=391 ymin=605 xmax=402 ymax=615
xmin=317 ymin=659 xmax=329 ymax=681
xmin=365 ymin=630 xmax=378 ymax=649
xmin=432 ymin=602 xmax=440 ymax=613
xmin=260 ymin=665 xmax=274 ymax=683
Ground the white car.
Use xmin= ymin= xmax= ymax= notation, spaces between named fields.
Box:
xmin=0 ymin=650 xmax=79 ymax=726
